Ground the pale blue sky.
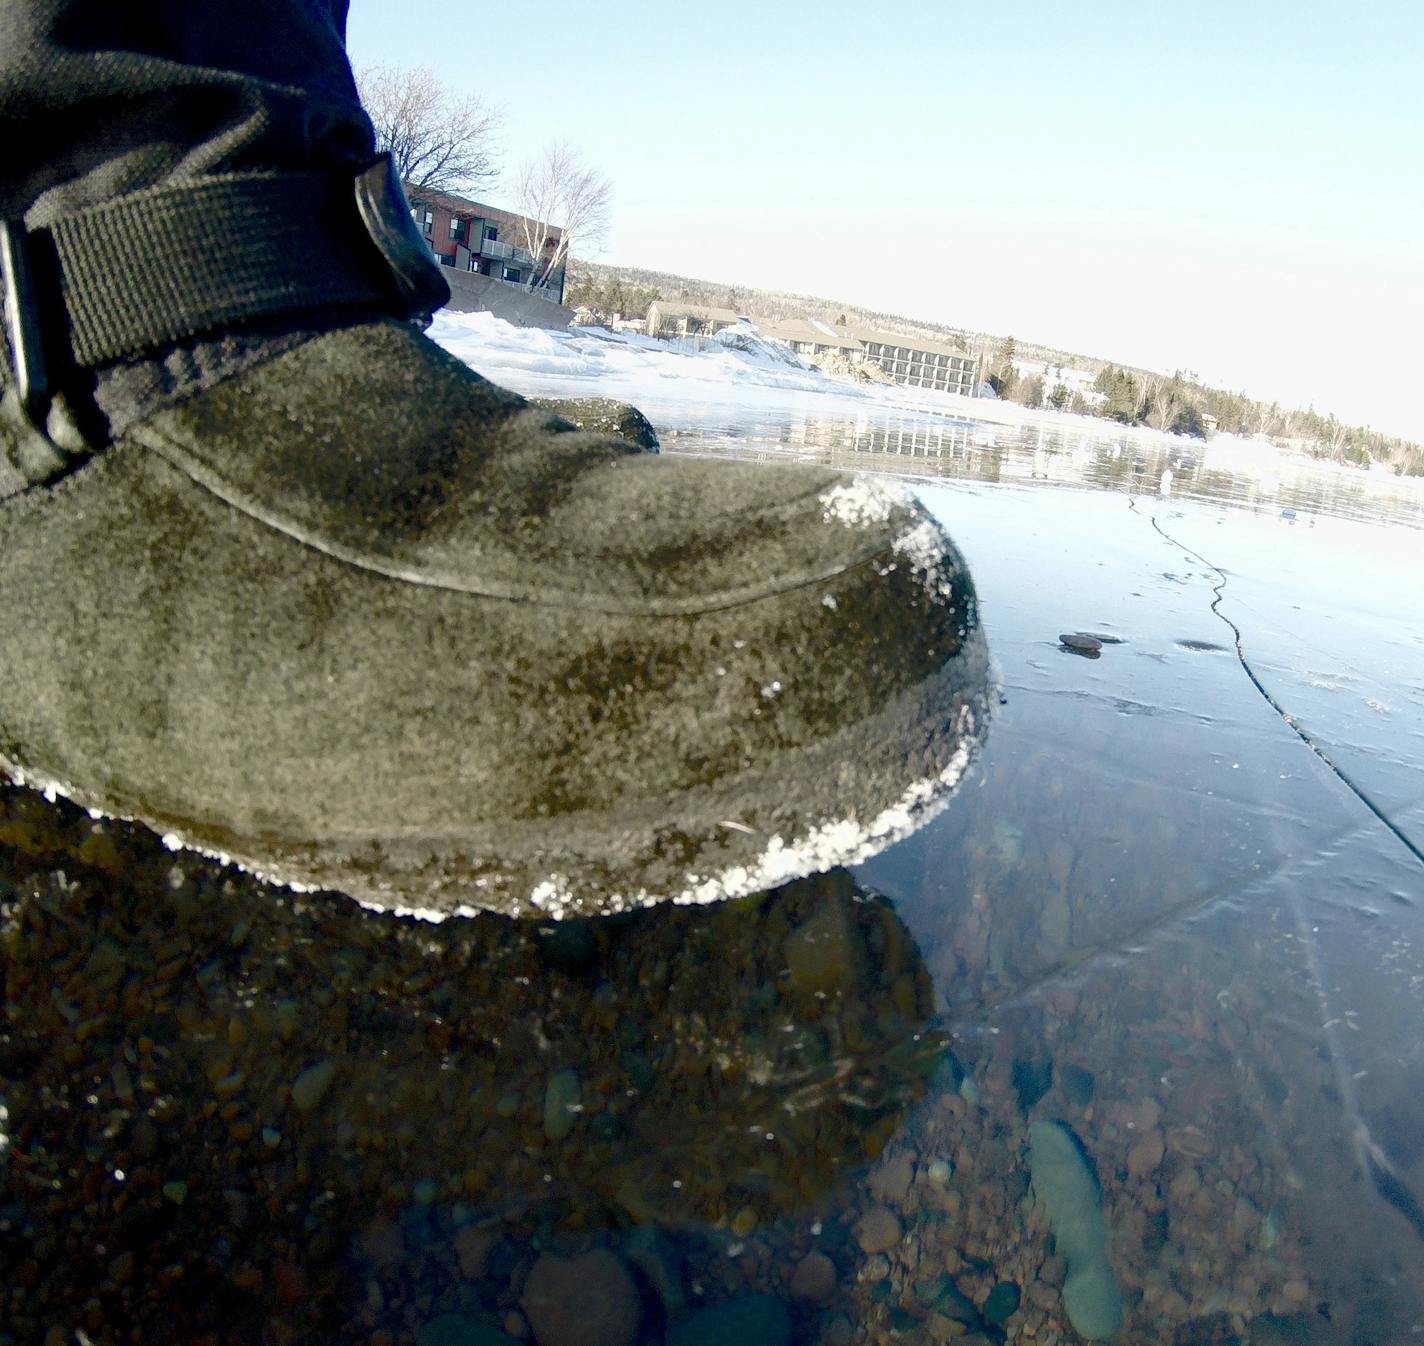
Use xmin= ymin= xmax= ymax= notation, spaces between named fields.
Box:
xmin=348 ymin=1 xmax=1424 ymax=440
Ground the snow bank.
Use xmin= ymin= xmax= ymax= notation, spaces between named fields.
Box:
xmin=430 ymin=310 xmax=1181 ymax=444
xmin=426 ymin=311 xmax=1424 ymax=516
xmin=429 ymin=309 xmax=852 ymax=404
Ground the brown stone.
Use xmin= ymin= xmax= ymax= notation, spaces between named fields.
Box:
xmin=521 ymin=1249 xmax=641 ymax=1346
xmin=854 ymin=1205 xmax=902 ymax=1255
xmin=1127 ymin=1130 xmax=1165 ymax=1179
xmin=271 ymin=1261 xmax=306 ymax=1305
xmin=360 ymin=1218 xmax=406 ymax=1271
xmin=868 ymin=1151 xmax=916 ymax=1209
xmin=784 ymin=900 xmax=865 ymax=996
xmin=789 ymin=1250 xmax=838 ymax=1302
xmin=108 ymin=1250 xmax=136 ymax=1284
xmin=454 ymin=1225 xmax=495 ymax=1280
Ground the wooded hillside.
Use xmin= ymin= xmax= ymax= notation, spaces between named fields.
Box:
xmin=567 ymin=260 xmax=1423 ymax=476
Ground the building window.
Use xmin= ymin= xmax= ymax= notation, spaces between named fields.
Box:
xmin=485 ymin=225 xmax=499 ymax=242
xmin=450 ymin=218 xmax=466 ymax=241
xmin=503 ymin=266 xmax=522 ymax=283
xmin=416 ymin=208 xmax=433 ymax=237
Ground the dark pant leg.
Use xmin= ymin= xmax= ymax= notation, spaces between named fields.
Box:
xmin=0 ymin=0 xmax=373 ymax=224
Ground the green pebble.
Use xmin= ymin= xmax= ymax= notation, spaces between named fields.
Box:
xmin=162 ymin=1180 xmax=187 ymax=1205
xmin=913 ymin=1274 xmax=950 ymax=1304
xmin=984 ymin=1282 xmax=1020 ymax=1325
xmin=622 ymin=1050 xmax=655 ymax=1094
xmin=888 ymin=1307 xmax=920 ymax=1335
xmin=495 ymin=1092 xmax=520 ymax=1118
xmin=543 ymin=1069 xmax=582 ymax=1142
xmin=666 ymin=1294 xmax=789 ymax=1346
xmin=416 ymin=1314 xmax=520 ymax=1346
xmin=290 ymin=1059 xmax=336 ymax=1113
xmin=1060 ymin=1063 xmax=1095 ymax=1107
xmin=273 ymin=1000 xmax=298 ymax=1041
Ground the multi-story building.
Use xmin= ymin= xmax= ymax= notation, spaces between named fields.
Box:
xmin=407 ymin=187 xmax=567 ymax=304
xmin=756 ymin=318 xmax=978 ymax=395
xmin=640 ymin=295 xmax=979 ymax=398
xmin=851 ymin=327 xmax=977 ymax=395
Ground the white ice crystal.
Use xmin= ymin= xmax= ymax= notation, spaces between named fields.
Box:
xmin=818 ymin=477 xmax=911 ymax=528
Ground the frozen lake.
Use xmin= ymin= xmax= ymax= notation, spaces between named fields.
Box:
xmin=442 ymin=314 xmax=1424 ymax=1341
xmin=2 ymin=313 xmax=1422 ymax=1345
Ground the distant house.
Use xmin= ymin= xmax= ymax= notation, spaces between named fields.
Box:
xmin=645 ymin=302 xmax=742 ymax=339
xmin=407 ymin=186 xmax=567 ymax=304
xmin=760 ymin=317 xmax=866 ymax=361
xmin=1013 ymin=358 xmax=1104 ymax=406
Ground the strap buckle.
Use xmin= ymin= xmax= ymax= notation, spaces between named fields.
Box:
xmin=353 ymin=154 xmax=450 ymax=322
xmin=0 ymin=219 xmax=51 ymax=425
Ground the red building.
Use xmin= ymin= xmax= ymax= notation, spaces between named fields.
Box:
xmin=407 ymin=186 xmax=567 ymax=305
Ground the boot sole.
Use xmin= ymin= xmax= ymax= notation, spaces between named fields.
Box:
xmin=0 ymin=637 xmax=990 ymax=920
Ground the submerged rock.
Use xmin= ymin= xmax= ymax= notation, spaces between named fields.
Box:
xmin=854 ymin=1205 xmax=902 ymax=1254
xmin=1012 ymin=1057 xmax=1053 ymax=1113
xmin=622 ymin=1226 xmax=684 ymax=1320
xmin=1059 ymin=1063 xmax=1095 ymax=1108
xmin=521 ymin=1249 xmax=641 ymax=1346
xmin=666 ymin=1294 xmax=789 ymax=1346
xmin=1027 ymin=1120 xmax=1123 ymax=1340
xmin=543 ymin=1069 xmax=582 ymax=1142
xmin=983 ymin=1282 xmax=1020 ymax=1325
xmin=289 ymin=1059 xmax=336 ymax=1113
xmin=417 ymin=1314 xmax=519 ymax=1346
xmin=788 ymin=1250 xmax=838 ymax=1302
xmin=783 ymin=898 xmax=865 ymax=996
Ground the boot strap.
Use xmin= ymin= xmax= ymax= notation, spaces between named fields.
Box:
xmin=1 ymin=155 xmax=449 ymax=419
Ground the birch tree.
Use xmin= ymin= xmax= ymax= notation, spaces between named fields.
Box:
xmin=357 ymin=64 xmax=501 ymax=195
xmin=509 ymin=143 xmax=612 ymax=291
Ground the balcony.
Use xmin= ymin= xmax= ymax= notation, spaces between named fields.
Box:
xmin=476 ymin=238 xmax=537 ymax=267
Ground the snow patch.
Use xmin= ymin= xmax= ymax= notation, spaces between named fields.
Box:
xmin=893 ymin=518 xmax=959 ymax=599
xmin=529 ymin=875 xmax=576 ymax=919
xmin=819 ymin=478 xmax=911 ymax=528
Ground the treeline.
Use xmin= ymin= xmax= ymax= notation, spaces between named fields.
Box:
xmin=563 ymin=262 xmax=662 ymax=322
xmin=569 ymin=261 xmax=1424 ymax=476
xmin=569 ymin=260 xmax=981 ymax=351
xmin=1084 ymin=365 xmax=1423 ymax=474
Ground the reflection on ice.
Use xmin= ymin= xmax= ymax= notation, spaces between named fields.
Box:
xmin=0 ymin=800 xmax=945 ymax=1342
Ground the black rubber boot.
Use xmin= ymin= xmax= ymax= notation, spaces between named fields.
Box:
xmin=0 ymin=3 xmax=991 ymax=918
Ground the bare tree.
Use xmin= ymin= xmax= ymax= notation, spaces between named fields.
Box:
xmin=356 ymin=64 xmax=501 ymax=195
xmin=508 ymin=143 xmax=612 ymax=292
